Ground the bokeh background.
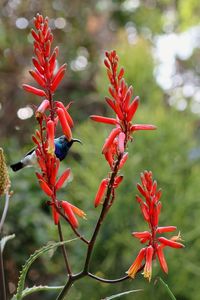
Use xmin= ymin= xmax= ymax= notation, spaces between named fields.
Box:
xmin=1 ymin=0 xmax=200 ymax=299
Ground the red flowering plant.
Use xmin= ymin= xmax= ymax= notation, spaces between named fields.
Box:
xmin=127 ymin=171 xmax=184 ymax=282
xmin=6 ymin=13 xmax=184 ymax=300
xmin=23 ymin=14 xmax=86 ymax=232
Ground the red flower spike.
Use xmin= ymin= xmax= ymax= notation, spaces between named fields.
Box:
xmin=130 ymin=171 xmax=184 ymax=280
xmin=127 ymin=248 xmax=146 ymax=279
xmin=38 ymin=179 xmax=53 ymax=196
xmin=118 ymin=132 xmax=125 ymax=154
xmin=55 ymin=168 xmax=71 ymax=190
xmin=47 ymin=120 xmax=55 ymax=155
xmin=156 ymin=226 xmax=177 ymax=234
xmin=57 ymin=108 xmax=72 ymax=141
xmin=55 ymin=101 xmax=74 ymax=127
xmin=90 ymin=115 xmax=119 ymax=126
xmin=94 ymin=179 xmax=108 ymax=208
xmin=22 ymin=84 xmax=47 ymax=97
xmin=61 ymin=201 xmax=79 ymax=228
xmin=156 ymin=245 xmax=168 ymax=274
xmin=143 ymin=245 xmax=154 ymax=282
xmin=158 ymin=237 xmax=184 ymax=249
xmin=102 ymin=128 xmax=121 ymax=154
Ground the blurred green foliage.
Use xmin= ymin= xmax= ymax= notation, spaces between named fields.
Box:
xmin=1 ymin=0 xmax=200 ymax=299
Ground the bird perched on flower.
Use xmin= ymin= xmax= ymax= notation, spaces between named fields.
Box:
xmin=10 ymin=136 xmax=81 ymax=172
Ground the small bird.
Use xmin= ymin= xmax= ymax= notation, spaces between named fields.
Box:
xmin=10 ymin=136 xmax=81 ymax=172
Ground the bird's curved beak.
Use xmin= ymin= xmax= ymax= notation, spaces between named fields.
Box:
xmin=72 ymin=138 xmax=82 ymax=145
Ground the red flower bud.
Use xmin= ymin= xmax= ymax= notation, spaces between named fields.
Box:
xmin=47 ymin=120 xmax=55 ymax=156
xmin=55 ymin=168 xmax=71 ymax=190
xmin=61 ymin=201 xmax=78 ymax=228
xmin=35 ymin=99 xmax=50 ymax=119
xmin=94 ymin=179 xmax=108 ymax=207
xmin=57 ymin=108 xmax=72 ymax=141
xmin=51 ymin=64 xmax=67 ymax=91
xmin=118 ymin=132 xmax=125 ymax=153
xmin=156 ymin=245 xmax=168 ymax=273
xmin=130 ymin=124 xmax=157 ymax=131
xmin=55 ymin=101 xmax=74 ymax=127
xmin=23 ymin=84 xmax=47 ymax=97
xmin=158 ymin=237 xmax=184 ymax=248
xmin=90 ymin=115 xmax=119 ymax=126
xmin=102 ymin=128 xmax=121 ymax=154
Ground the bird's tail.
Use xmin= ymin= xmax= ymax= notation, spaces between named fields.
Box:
xmin=10 ymin=162 xmax=24 ymax=172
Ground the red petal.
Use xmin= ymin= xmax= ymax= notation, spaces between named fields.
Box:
xmin=114 ymin=175 xmax=123 ymax=188
xmin=35 ymin=99 xmax=50 ymax=119
xmin=29 ymin=70 xmax=46 ymax=88
xmin=47 ymin=120 xmax=55 ymax=155
xmin=32 ymin=57 xmax=44 ymax=75
xmin=52 ymin=205 xmax=60 ymax=225
xmin=132 ymin=231 xmax=151 ymax=239
xmin=124 ymin=86 xmax=133 ymax=112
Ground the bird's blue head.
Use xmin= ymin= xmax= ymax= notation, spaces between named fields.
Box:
xmin=55 ymin=136 xmax=82 ymax=161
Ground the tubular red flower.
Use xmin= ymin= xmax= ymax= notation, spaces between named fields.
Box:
xmin=69 ymin=203 xmax=86 ymax=219
xmin=29 ymin=70 xmax=46 ymax=88
xmin=156 ymin=226 xmax=177 ymax=234
xmin=51 ymin=64 xmax=67 ymax=91
xmin=127 ymin=248 xmax=146 ymax=279
xmin=132 ymin=231 xmax=151 ymax=240
xmin=57 ymin=108 xmax=72 ymax=141
xmin=55 ymin=168 xmax=71 ymax=190
xmin=130 ymin=124 xmax=157 ymax=131
xmin=61 ymin=201 xmax=79 ymax=228
xmin=102 ymin=128 xmax=121 ymax=154
xmin=124 ymin=86 xmax=133 ymax=112
xmin=38 ymin=179 xmax=53 ymax=196
xmin=94 ymin=179 xmax=108 ymax=208
xmin=156 ymin=245 xmax=168 ymax=273
xmin=90 ymin=115 xmax=119 ymax=125
xmin=126 ymin=96 xmax=139 ymax=122
xmin=32 ymin=57 xmax=44 ymax=74
xmin=55 ymin=101 xmax=74 ymax=127
xmin=143 ymin=245 xmax=154 ymax=282
xmin=22 ymin=84 xmax=47 ymax=97
xmin=158 ymin=237 xmax=184 ymax=249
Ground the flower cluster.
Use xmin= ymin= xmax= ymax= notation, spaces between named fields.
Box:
xmin=127 ymin=171 xmax=184 ymax=281
xmin=23 ymin=14 xmax=85 ymax=227
xmin=91 ymin=51 xmax=156 ymax=207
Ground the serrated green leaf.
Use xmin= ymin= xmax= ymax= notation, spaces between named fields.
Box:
xmin=0 ymin=233 xmax=15 ymax=253
xmin=102 ymin=289 xmax=143 ymax=300
xmin=11 ymin=285 xmax=64 ymax=300
xmin=12 ymin=238 xmax=77 ymax=300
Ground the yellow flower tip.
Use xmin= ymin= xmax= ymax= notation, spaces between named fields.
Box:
xmin=0 ymin=148 xmax=11 ymax=196
xmin=47 ymin=146 xmax=55 ymax=156
xmin=143 ymin=269 xmax=152 ymax=282
xmin=126 ymin=269 xmax=136 ymax=279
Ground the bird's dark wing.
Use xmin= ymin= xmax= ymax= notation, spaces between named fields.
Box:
xmin=24 ymin=147 xmax=36 ymax=157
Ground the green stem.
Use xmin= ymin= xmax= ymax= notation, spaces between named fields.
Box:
xmin=158 ymin=277 xmax=176 ymax=300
